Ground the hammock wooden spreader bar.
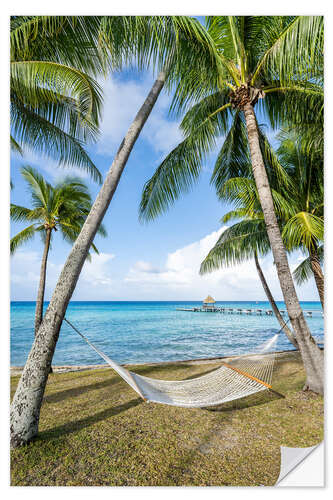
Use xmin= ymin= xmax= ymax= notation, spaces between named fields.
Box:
xmin=221 ymin=362 xmax=273 ymax=389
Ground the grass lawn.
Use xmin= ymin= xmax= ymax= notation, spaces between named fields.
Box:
xmin=10 ymin=351 xmax=323 ymax=486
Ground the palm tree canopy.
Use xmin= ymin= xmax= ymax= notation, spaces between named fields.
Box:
xmin=10 ymin=16 xmax=106 ymax=181
xmin=276 ymin=132 xmax=323 ymax=253
xmin=200 ymin=128 xmax=323 ymax=280
xmin=10 ymin=16 xmax=216 ymax=182
xmin=139 ymin=16 xmax=323 ymax=222
xmin=200 ymin=217 xmax=270 ymax=275
xmin=10 ymin=166 xmax=106 ymax=254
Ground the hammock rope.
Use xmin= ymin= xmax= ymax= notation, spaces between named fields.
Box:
xmin=63 ymin=317 xmax=283 ymax=408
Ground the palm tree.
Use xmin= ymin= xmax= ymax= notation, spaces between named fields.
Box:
xmin=277 ymin=134 xmax=324 ymax=308
xmin=10 ymin=16 xmax=216 ymax=447
xmin=215 ymin=129 xmax=324 ymax=306
xmin=10 ymin=16 xmax=105 ymax=182
xmin=11 ymin=166 xmax=107 ymax=334
xmin=200 ymin=211 xmax=297 ymax=348
xmin=139 ymin=16 xmax=324 ymax=394
xmin=201 ymin=127 xmax=324 ymax=336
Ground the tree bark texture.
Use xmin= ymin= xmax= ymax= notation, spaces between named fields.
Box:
xmin=309 ymin=243 xmax=324 ymax=309
xmin=34 ymin=228 xmax=52 ymax=336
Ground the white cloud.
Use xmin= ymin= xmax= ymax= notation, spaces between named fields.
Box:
xmin=11 ymin=250 xmax=116 ymax=300
xmin=10 ymin=231 xmax=320 ymax=302
xmin=11 ymin=250 xmax=41 ymax=285
xmin=12 ymin=150 xmax=91 ymax=182
xmin=11 ymin=250 xmax=61 ymax=299
xmin=97 ymin=75 xmax=182 ymax=156
xmin=79 ymin=252 xmax=115 ymax=287
xmin=125 ymin=228 xmax=258 ymax=298
xmin=124 ymin=229 xmax=319 ymax=301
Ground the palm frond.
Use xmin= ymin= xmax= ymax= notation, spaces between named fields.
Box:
xmin=11 ymin=60 xmax=102 ymax=132
xmin=90 ymin=242 xmax=99 ymax=254
xmin=11 ymin=98 xmax=102 ymax=183
xmin=252 ymin=16 xmax=323 ymax=85
xmin=200 ymin=218 xmax=270 ymax=273
xmin=10 ymin=135 xmax=23 ymax=155
xmin=10 ymin=204 xmax=38 ymax=222
xmin=220 ymin=177 xmax=293 ymax=221
xmin=222 ymin=207 xmax=253 ymax=223
xmin=282 ymin=212 xmax=324 ymax=251
xmin=10 ymin=224 xmax=37 ymax=254
xmin=179 ymin=90 xmax=231 ymax=137
xmin=211 ymin=112 xmax=251 ymax=196
xmin=258 ymin=82 xmax=323 ymax=136
xmin=20 ymin=166 xmax=51 ymax=209
xmin=139 ymin=102 xmax=224 ymax=221
xmin=11 ymin=16 xmax=105 ymax=75
xmin=293 ymin=245 xmax=324 ymax=285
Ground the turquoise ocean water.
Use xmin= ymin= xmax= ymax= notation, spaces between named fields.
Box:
xmin=10 ymin=301 xmax=324 ymax=366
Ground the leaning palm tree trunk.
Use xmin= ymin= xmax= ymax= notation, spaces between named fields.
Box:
xmin=10 ymin=70 xmax=167 ymax=448
xmin=254 ymin=252 xmax=298 ymax=348
xmin=309 ymin=243 xmax=324 ymax=309
xmin=34 ymin=228 xmax=52 ymax=335
xmin=243 ymin=102 xmax=323 ymax=394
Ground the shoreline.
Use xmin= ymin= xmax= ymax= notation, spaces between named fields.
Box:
xmin=10 ymin=348 xmax=302 ymax=376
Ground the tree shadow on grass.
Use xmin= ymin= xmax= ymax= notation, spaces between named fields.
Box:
xmin=43 ymin=375 xmax=121 ymax=404
xmin=43 ymin=362 xmax=219 ymax=407
xmin=205 ymin=389 xmax=284 ymax=413
xmin=38 ymin=397 xmax=143 ymax=441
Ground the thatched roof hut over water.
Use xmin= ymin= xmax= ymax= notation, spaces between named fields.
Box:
xmin=203 ymin=295 xmax=215 ymax=306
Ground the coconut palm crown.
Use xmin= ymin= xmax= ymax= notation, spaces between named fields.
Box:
xmin=139 ymin=16 xmax=324 ymax=396
xmin=11 ymin=166 xmax=107 ymax=332
xmin=139 ymin=16 xmax=323 ymax=220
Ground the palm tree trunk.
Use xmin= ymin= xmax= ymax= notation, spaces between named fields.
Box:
xmin=309 ymin=243 xmax=324 ymax=309
xmin=34 ymin=228 xmax=51 ymax=335
xmin=10 ymin=70 xmax=167 ymax=448
xmin=243 ymin=102 xmax=323 ymax=394
xmin=254 ymin=252 xmax=298 ymax=348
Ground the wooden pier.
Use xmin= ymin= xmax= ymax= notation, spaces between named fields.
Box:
xmin=176 ymin=306 xmax=320 ymax=317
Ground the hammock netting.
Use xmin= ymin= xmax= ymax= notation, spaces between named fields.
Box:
xmin=64 ymin=318 xmax=278 ymax=408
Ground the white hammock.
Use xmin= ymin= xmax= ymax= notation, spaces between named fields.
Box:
xmin=64 ymin=318 xmax=279 ymax=408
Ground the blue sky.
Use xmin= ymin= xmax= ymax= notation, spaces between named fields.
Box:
xmin=10 ymin=67 xmax=320 ymax=302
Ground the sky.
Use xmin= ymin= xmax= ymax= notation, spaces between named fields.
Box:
xmin=10 ymin=67 xmax=320 ymax=302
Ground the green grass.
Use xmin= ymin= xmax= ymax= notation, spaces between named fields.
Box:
xmin=10 ymin=351 xmax=323 ymax=486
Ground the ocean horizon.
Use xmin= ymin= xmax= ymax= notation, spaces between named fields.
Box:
xmin=11 ymin=300 xmax=324 ymax=367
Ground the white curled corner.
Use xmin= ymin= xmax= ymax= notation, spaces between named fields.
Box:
xmin=276 ymin=441 xmax=324 ymax=486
